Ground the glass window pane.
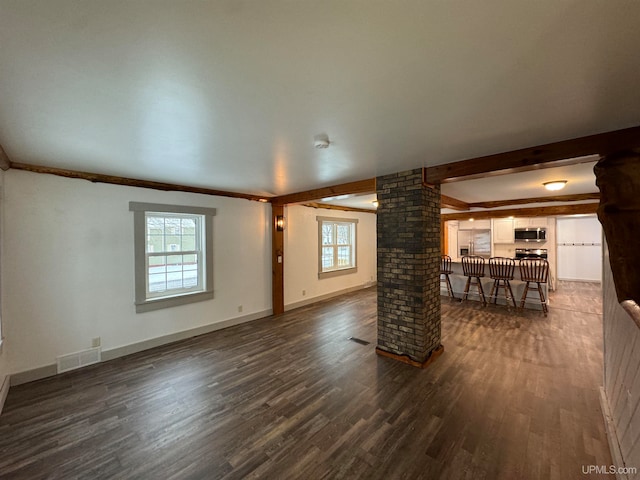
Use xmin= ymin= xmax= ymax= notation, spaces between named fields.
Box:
xmin=322 ymin=224 xmax=334 ymax=245
xmin=149 ymin=255 xmax=166 ymax=269
xmin=148 ymin=273 xmax=167 ymax=292
xmin=182 ymin=235 xmax=196 ymax=251
xmin=146 ymin=216 xmax=164 ymax=235
xmin=166 ymin=255 xmax=182 ymax=272
xmin=147 ymin=235 xmax=163 ymax=253
xmin=183 ymin=270 xmax=198 ymax=288
xmin=337 ymin=224 xmax=350 ymax=245
xmin=183 ymin=254 xmax=197 ymax=266
xmin=322 ymin=246 xmax=334 ymax=270
xmin=337 ymin=246 xmax=351 ymax=266
xmin=181 ymin=218 xmax=196 ymax=233
xmin=165 ymin=236 xmax=181 ymax=252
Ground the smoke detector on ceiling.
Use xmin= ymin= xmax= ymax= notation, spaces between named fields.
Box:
xmin=314 ymin=134 xmax=330 ymax=149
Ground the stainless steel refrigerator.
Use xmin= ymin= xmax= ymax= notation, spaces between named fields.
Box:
xmin=457 ymin=229 xmax=491 ymax=258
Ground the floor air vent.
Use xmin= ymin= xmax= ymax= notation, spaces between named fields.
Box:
xmin=348 ymin=337 xmax=370 ymax=346
xmin=56 ymin=347 xmax=102 ymax=373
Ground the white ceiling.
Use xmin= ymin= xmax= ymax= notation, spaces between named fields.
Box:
xmin=1 ymin=1 xmax=639 ymax=197
xmin=319 ymin=160 xmax=599 ymax=211
xmin=440 ymin=159 xmax=599 ymax=203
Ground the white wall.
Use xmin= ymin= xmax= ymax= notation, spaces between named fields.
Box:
xmin=3 ymin=170 xmax=272 ymax=375
xmin=0 ymin=169 xmax=8 ymax=403
xmin=283 ymin=205 xmax=376 ymax=308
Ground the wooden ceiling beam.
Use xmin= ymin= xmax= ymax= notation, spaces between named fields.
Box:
xmin=440 ymin=194 xmax=469 ymax=210
xmin=425 ymin=125 xmax=640 ymax=184
xmin=0 ymin=144 xmax=12 ymax=171
xmin=10 ymin=162 xmax=271 ymax=202
xmin=301 ymin=202 xmax=376 ymax=214
xmin=272 ymin=178 xmax=376 ymax=206
xmin=442 ymin=202 xmax=598 ymax=221
xmin=468 ymin=192 xmax=600 ymax=209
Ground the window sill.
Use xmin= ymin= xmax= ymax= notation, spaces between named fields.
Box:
xmin=318 ymin=267 xmax=357 ymax=280
xmin=136 ymin=290 xmax=214 ymax=313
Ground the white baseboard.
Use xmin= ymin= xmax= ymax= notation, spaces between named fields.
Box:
xmin=10 ymin=309 xmax=272 ymax=386
xmin=557 ymin=277 xmax=602 ymax=283
xmin=600 ymin=386 xmax=628 ymax=480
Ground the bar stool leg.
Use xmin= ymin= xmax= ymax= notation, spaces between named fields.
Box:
xmin=476 ymin=277 xmax=487 ymax=306
xmin=537 ymin=282 xmax=548 ymax=316
xmin=446 ymin=274 xmax=456 ymax=299
xmin=506 ymin=280 xmax=517 ymax=307
xmin=489 ymin=280 xmax=498 ymax=304
xmin=520 ymin=281 xmax=530 ymax=309
xmin=462 ymin=276 xmax=471 ymax=302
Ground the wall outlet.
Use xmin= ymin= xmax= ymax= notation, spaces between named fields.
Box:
xmin=91 ymin=337 xmax=101 ymax=348
xmin=238 ymin=305 xmax=243 ymax=313
xmin=302 ymin=290 xmax=306 ymax=296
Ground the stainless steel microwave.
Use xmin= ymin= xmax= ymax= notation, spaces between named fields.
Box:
xmin=514 ymin=227 xmax=546 ymax=242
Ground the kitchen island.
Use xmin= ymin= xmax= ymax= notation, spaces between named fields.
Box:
xmin=442 ymin=259 xmax=548 ymax=310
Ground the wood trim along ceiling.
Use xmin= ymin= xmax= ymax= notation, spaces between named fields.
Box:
xmin=9 ymin=162 xmax=269 ymax=202
xmin=300 ymin=202 xmax=376 ymax=214
xmin=467 ymin=192 xmax=600 ymax=209
xmin=0 ymin=144 xmax=11 ymax=171
xmin=424 ymin=125 xmax=640 ymax=184
xmin=441 ymin=202 xmax=598 ymax=221
xmin=440 ymin=194 xmax=469 ymax=211
xmin=271 ymin=178 xmax=376 ymax=206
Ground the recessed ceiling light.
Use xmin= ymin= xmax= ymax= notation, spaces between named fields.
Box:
xmin=372 ymin=200 xmax=379 ymax=208
xmin=469 ymin=218 xmax=474 ymax=222
xmin=543 ymin=180 xmax=567 ymax=191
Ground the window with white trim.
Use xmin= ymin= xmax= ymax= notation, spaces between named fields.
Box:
xmin=130 ymin=202 xmax=216 ymax=313
xmin=317 ymin=216 xmax=358 ymax=279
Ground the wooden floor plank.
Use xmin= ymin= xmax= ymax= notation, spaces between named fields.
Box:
xmin=0 ymin=281 xmax=610 ymax=479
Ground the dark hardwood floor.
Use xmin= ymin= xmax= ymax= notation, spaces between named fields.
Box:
xmin=0 ymin=282 xmax=610 ymax=479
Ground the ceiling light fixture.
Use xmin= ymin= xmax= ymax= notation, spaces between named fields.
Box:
xmin=372 ymin=200 xmax=379 ymax=208
xmin=543 ymin=180 xmax=567 ymax=191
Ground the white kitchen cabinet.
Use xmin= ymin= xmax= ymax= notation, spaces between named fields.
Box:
xmin=492 ymin=218 xmax=514 ymax=244
xmin=514 ymin=217 xmax=547 ymax=228
xmin=556 ymin=216 xmax=602 ymax=282
xmin=459 ymin=219 xmax=490 ymax=230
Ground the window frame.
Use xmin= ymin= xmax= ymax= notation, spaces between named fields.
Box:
xmin=130 ymin=202 xmax=216 ymax=313
xmin=317 ymin=216 xmax=358 ymax=279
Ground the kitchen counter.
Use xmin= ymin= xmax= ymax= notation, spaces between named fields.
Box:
xmin=442 ymin=260 xmax=548 ymax=310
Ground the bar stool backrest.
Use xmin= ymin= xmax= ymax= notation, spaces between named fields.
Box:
xmin=519 ymin=258 xmax=549 ymax=283
xmin=489 ymin=257 xmax=515 ymax=280
xmin=462 ymin=255 xmax=485 ymax=277
xmin=441 ymin=255 xmax=453 ymax=274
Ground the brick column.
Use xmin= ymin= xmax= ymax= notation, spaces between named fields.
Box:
xmin=376 ymin=168 xmax=443 ymax=367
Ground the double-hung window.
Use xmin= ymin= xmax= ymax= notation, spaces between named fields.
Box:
xmin=317 ymin=216 xmax=358 ymax=279
xmin=130 ymin=202 xmax=216 ymax=313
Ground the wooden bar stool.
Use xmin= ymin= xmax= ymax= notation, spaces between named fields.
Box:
xmin=440 ymin=254 xmax=456 ymax=299
xmin=488 ymin=257 xmax=517 ymax=307
xmin=461 ymin=255 xmax=486 ymax=306
xmin=519 ymin=258 xmax=550 ymax=315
